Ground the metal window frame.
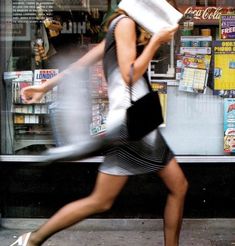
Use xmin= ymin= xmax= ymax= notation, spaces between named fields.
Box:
xmin=1 ymin=155 xmax=235 ymax=163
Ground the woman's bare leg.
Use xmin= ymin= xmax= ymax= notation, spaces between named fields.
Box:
xmin=158 ymin=158 xmax=188 ymax=246
xmin=27 ymin=172 xmax=128 ymax=246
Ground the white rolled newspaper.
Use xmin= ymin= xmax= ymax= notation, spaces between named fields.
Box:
xmin=118 ymin=0 xmax=183 ymax=34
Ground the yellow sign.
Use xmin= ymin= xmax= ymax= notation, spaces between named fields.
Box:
xmin=213 ymin=41 xmax=235 ymax=90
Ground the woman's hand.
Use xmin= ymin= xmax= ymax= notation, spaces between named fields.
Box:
xmin=152 ymin=24 xmax=179 ymax=44
xmin=21 ymin=85 xmax=46 ymax=104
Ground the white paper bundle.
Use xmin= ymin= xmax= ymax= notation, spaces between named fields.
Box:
xmin=118 ymin=0 xmax=183 ymax=34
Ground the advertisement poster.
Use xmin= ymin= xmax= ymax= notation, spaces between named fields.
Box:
xmin=12 ymin=0 xmax=53 ymax=23
xmin=224 ymin=98 xmax=235 ymax=153
xmin=212 ymin=40 xmax=235 ymax=97
xmin=220 ymin=14 xmax=235 ymax=39
xmin=177 ymin=54 xmax=211 ymax=94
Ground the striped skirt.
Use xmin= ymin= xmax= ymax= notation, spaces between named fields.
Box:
xmin=99 ymin=127 xmax=174 ymax=176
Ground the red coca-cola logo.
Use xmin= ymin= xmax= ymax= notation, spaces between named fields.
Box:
xmin=179 ymin=6 xmax=235 ymax=23
xmin=184 ymin=7 xmax=223 ymax=20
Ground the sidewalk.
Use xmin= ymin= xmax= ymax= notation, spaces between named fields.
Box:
xmin=1 ymin=219 xmax=235 ymax=246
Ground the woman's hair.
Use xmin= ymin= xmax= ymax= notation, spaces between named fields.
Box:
xmin=103 ymin=8 xmax=151 ymax=46
xmin=103 ymin=0 xmax=179 ymax=46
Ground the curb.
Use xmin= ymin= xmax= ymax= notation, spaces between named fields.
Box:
xmin=1 ymin=218 xmax=235 ymax=231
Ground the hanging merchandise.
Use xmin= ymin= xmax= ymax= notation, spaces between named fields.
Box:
xmin=177 ymin=54 xmax=211 ymax=94
xmin=181 ymin=13 xmax=194 ymax=36
xmin=42 ymin=25 xmax=50 ymax=55
xmin=33 ymin=38 xmax=48 ymax=66
xmin=44 ymin=18 xmax=62 ymax=38
xmin=179 ymin=36 xmax=212 ymax=55
xmin=176 ymin=35 xmax=212 ymax=94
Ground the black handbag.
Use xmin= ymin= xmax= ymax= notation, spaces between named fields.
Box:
xmin=126 ymin=64 xmax=164 ymax=140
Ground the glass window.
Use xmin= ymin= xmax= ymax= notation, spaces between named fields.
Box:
xmin=1 ymin=0 xmax=235 ymax=158
xmin=1 ymin=0 xmax=110 ymax=155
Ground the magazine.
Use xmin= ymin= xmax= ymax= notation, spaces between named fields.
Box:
xmin=224 ymin=98 xmax=235 ymax=153
xmin=220 ymin=14 xmax=235 ymax=39
xmin=3 ymin=71 xmax=33 ymax=104
xmin=177 ymin=54 xmax=211 ymax=94
xmin=34 ymin=69 xmax=59 ymax=103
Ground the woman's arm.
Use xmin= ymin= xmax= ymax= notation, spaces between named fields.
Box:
xmin=21 ymin=40 xmax=105 ymax=103
xmin=115 ymin=17 xmax=178 ymax=85
xmin=42 ymin=40 xmax=106 ymax=92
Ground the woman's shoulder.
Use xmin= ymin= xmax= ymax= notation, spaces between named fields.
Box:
xmin=115 ymin=15 xmax=136 ymax=29
xmin=118 ymin=15 xmax=135 ymax=25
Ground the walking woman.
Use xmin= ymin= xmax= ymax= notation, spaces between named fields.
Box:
xmin=11 ymin=1 xmax=188 ymax=246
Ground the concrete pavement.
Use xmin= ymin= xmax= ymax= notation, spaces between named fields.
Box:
xmin=1 ymin=218 xmax=235 ymax=245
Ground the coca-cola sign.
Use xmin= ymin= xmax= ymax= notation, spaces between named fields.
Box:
xmin=179 ymin=6 xmax=235 ymax=24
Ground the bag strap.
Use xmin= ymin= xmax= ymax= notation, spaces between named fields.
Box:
xmin=109 ymin=14 xmax=129 ymax=35
xmin=129 ymin=63 xmax=153 ymax=104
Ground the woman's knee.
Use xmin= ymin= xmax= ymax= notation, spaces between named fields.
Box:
xmin=87 ymin=194 xmax=115 ymax=213
xmin=86 ymin=173 xmax=128 ymax=213
xmin=178 ymin=176 xmax=189 ymax=197
xmin=159 ymin=159 xmax=189 ymax=198
xmin=167 ymin=176 xmax=188 ymax=200
xmin=173 ymin=174 xmax=189 ymax=199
